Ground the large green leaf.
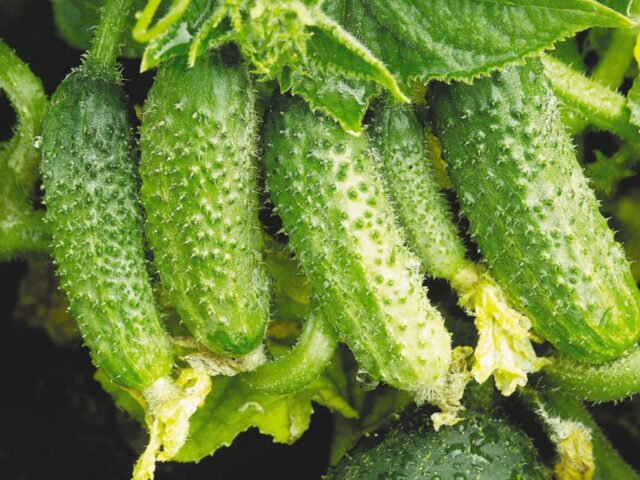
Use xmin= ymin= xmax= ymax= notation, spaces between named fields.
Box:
xmin=325 ymin=0 xmax=633 ymax=92
xmin=134 ymin=0 xmax=631 ymax=131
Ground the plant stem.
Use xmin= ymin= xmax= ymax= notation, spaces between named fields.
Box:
xmin=86 ymin=0 xmax=134 ymax=70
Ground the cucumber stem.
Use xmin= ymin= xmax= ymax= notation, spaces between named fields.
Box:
xmin=86 ymin=0 xmax=134 ymax=71
xmin=542 ymin=54 xmax=640 ymax=143
xmin=241 ymin=308 xmax=337 ymax=394
xmin=520 ymin=387 xmax=639 ymax=480
xmin=544 ymin=346 xmax=640 ymax=402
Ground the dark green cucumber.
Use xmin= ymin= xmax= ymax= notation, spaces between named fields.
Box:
xmin=41 ymin=0 xmax=173 ymax=391
xmin=264 ymin=97 xmax=451 ymax=392
xmin=328 ymin=407 xmax=549 ymax=479
xmin=140 ymin=53 xmax=269 ymax=357
xmin=430 ymin=57 xmax=640 ymax=362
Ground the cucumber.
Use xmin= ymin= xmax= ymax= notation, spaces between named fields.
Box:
xmin=41 ymin=2 xmax=210 ymax=478
xmin=369 ymin=98 xmax=547 ymax=395
xmin=41 ymin=38 xmax=173 ymax=393
xmin=140 ymin=53 xmax=269 ymax=357
xmin=429 ymin=57 xmax=640 ymax=362
xmin=264 ymin=96 xmax=452 ymax=393
xmin=328 ymin=407 xmax=549 ymax=479
xmin=0 ymin=38 xmax=49 ymax=260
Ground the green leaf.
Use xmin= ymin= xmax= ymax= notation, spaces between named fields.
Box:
xmin=175 ymin=372 xmax=356 ymax=462
xmin=542 ymin=54 xmax=640 ymax=143
xmin=51 ymin=0 xmax=147 ymax=58
xmin=95 ymin=355 xmax=356 ymax=463
xmin=136 ymin=0 xmax=406 ymax=131
xmin=325 ymin=0 xmax=633 ymax=90
xmin=598 ymin=0 xmax=634 ymax=14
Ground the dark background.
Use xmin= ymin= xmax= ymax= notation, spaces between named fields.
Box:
xmin=0 ymin=2 xmax=333 ymax=478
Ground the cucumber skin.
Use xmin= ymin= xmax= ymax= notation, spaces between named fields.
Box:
xmin=369 ymin=98 xmax=466 ymax=281
xmin=430 ymin=58 xmax=640 ymax=362
xmin=41 ymin=67 xmax=173 ymax=391
xmin=140 ymin=55 xmax=269 ymax=356
xmin=264 ymin=97 xmax=451 ymax=391
xmin=328 ymin=408 xmax=549 ymax=480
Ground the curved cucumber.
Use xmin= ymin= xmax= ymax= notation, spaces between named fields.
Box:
xmin=430 ymin=58 xmax=640 ymax=363
xmin=140 ymin=54 xmax=269 ymax=357
xmin=41 ymin=0 xmax=173 ymax=392
xmin=264 ymin=97 xmax=451 ymax=392
xmin=241 ymin=307 xmax=337 ymax=394
xmin=369 ymin=98 xmax=547 ymax=395
xmin=328 ymin=407 xmax=548 ymax=479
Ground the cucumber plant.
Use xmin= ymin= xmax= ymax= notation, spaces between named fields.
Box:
xmin=369 ymin=97 xmax=548 ymax=396
xmin=140 ymin=52 xmax=270 ymax=358
xmin=264 ymin=96 xmax=453 ymax=397
xmin=0 ymin=38 xmax=48 ymax=260
xmin=430 ymin=57 xmax=640 ymax=363
xmin=40 ymin=1 xmax=209 ymax=479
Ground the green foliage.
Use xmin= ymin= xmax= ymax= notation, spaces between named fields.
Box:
xmin=0 ymin=39 xmax=49 ymax=260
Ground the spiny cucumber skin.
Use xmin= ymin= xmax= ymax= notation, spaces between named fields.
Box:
xmin=430 ymin=58 xmax=640 ymax=362
xmin=41 ymin=67 xmax=173 ymax=391
xmin=368 ymin=98 xmax=467 ymax=281
xmin=140 ymin=55 xmax=269 ymax=357
xmin=264 ymin=97 xmax=451 ymax=391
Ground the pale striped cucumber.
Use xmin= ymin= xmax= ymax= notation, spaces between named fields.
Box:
xmin=369 ymin=98 xmax=547 ymax=395
xmin=264 ymin=97 xmax=451 ymax=392
xmin=429 ymin=57 xmax=640 ymax=362
xmin=41 ymin=0 xmax=173 ymax=392
xmin=140 ymin=53 xmax=269 ymax=357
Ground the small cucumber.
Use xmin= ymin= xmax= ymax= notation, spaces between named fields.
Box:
xmin=264 ymin=97 xmax=452 ymax=392
xmin=369 ymin=98 xmax=547 ymax=396
xmin=430 ymin=58 xmax=640 ymax=362
xmin=241 ymin=306 xmax=337 ymax=394
xmin=328 ymin=407 xmax=549 ymax=479
xmin=140 ymin=53 xmax=269 ymax=357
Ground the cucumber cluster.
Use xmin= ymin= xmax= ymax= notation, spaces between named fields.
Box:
xmin=6 ymin=1 xmax=640 ymax=478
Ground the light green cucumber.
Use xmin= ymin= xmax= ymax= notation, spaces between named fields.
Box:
xmin=369 ymin=98 xmax=547 ymax=395
xmin=264 ymin=96 xmax=452 ymax=393
xmin=140 ymin=53 xmax=269 ymax=357
xmin=429 ymin=57 xmax=640 ymax=363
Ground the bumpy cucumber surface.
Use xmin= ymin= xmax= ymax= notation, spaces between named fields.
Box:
xmin=430 ymin=58 xmax=640 ymax=362
xmin=140 ymin=54 xmax=269 ymax=357
xmin=41 ymin=65 xmax=173 ymax=391
xmin=368 ymin=97 xmax=466 ymax=280
xmin=328 ymin=407 xmax=549 ymax=479
xmin=264 ymin=97 xmax=451 ymax=392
